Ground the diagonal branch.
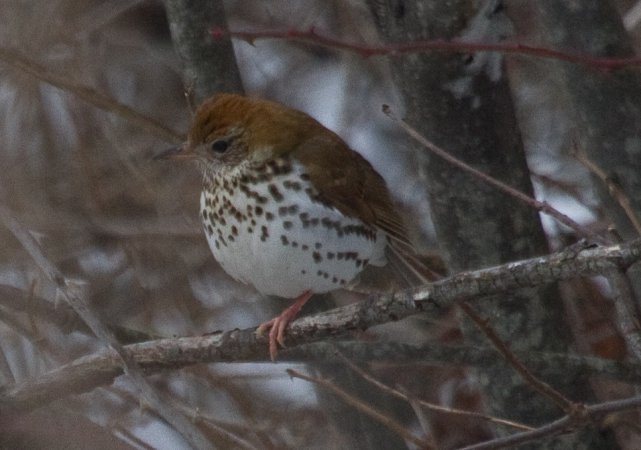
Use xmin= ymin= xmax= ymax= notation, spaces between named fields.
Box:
xmin=0 ymin=47 xmax=183 ymax=144
xmin=461 ymin=394 xmax=641 ymax=450
xmin=1 ymin=239 xmax=640 ymax=415
xmin=384 ymin=105 xmax=607 ymax=244
xmin=573 ymin=144 xmax=641 ymax=236
xmin=0 ymin=203 xmax=212 ymax=450
xmin=461 ymin=303 xmax=574 ymax=412
xmin=286 ymin=369 xmax=432 ymax=448
xmin=334 ymin=351 xmax=533 ymax=431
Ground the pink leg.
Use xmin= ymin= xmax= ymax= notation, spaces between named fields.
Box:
xmin=257 ymin=290 xmax=313 ymax=361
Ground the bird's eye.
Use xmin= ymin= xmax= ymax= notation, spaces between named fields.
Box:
xmin=210 ymin=139 xmax=229 ymax=154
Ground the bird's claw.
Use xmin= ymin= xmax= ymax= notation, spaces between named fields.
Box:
xmin=257 ymin=317 xmax=286 ymax=361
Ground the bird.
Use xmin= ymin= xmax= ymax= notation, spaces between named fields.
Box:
xmin=157 ymin=93 xmax=441 ymax=360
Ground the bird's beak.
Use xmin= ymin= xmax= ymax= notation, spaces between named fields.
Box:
xmin=153 ymin=144 xmax=196 ymax=161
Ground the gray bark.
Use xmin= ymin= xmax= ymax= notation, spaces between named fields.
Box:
xmin=164 ymin=0 xmax=243 ymax=102
xmin=366 ymin=0 xmax=616 ymax=447
xmin=531 ymin=0 xmax=641 ymax=236
xmin=528 ymin=0 xmax=641 ymax=331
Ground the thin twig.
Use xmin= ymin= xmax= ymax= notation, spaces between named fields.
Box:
xmin=405 ymin=395 xmax=435 ymax=440
xmin=286 ymin=369 xmax=431 ymax=448
xmin=383 ymin=105 xmax=608 ymax=244
xmin=460 ymin=302 xmax=575 ymax=412
xmin=572 ymin=145 xmax=641 ymax=236
xmin=461 ymin=394 xmax=641 ymax=450
xmin=0 ymin=202 xmax=212 ymax=450
xmin=211 ymin=27 xmax=641 ymax=71
xmin=0 ymin=47 xmax=183 ymax=144
xmin=461 ymin=415 xmax=571 ymax=450
xmin=335 ymin=351 xmax=532 ymax=431
xmin=531 ymin=171 xmax=610 ymax=230
xmin=108 ymin=382 xmax=258 ymax=450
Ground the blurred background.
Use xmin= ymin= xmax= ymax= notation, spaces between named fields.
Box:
xmin=2 ymin=0 xmax=641 ymax=448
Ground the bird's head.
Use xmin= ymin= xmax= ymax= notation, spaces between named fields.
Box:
xmin=156 ymin=93 xmax=326 ymax=175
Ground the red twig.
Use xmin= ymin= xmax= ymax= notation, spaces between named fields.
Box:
xmin=211 ymin=27 xmax=641 ymax=71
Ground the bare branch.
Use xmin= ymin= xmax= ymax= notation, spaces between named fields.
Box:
xmin=461 ymin=395 xmax=641 ymax=450
xmin=2 ymin=239 xmax=641 ymax=415
xmin=573 ymin=145 xmax=641 ymax=236
xmin=211 ymin=27 xmax=641 ymax=70
xmin=335 ymin=351 xmax=532 ymax=431
xmin=0 ymin=46 xmax=183 ymax=144
xmin=460 ymin=303 xmax=574 ymax=411
xmin=0 ymin=203 xmax=212 ymax=450
xmin=286 ymin=369 xmax=432 ymax=448
xmin=384 ymin=105 xmax=607 ymax=244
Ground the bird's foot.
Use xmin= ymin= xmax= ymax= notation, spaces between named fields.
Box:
xmin=257 ymin=291 xmax=313 ymax=361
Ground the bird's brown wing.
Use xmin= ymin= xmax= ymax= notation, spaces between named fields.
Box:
xmin=291 ymin=131 xmax=410 ymax=246
xmin=292 ymin=132 xmax=444 ymax=288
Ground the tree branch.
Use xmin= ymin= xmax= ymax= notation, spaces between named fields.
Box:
xmin=1 ymin=239 xmax=640 ymax=415
xmin=211 ymin=27 xmax=641 ymax=70
xmin=0 ymin=46 xmax=183 ymax=143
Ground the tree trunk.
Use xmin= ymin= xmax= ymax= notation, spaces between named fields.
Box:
xmin=164 ymin=0 xmax=243 ymax=103
xmin=366 ymin=0 xmax=616 ymax=447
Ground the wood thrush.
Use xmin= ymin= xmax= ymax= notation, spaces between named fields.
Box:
xmin=157 ymin=93 xmax=440 ymax=360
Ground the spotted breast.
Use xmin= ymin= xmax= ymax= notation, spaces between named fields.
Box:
xmin=200 ymin=157 xmax=387 ymax=298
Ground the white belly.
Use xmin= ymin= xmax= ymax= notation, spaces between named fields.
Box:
xmin=200 ymin=162 xmax=386 ymax=298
